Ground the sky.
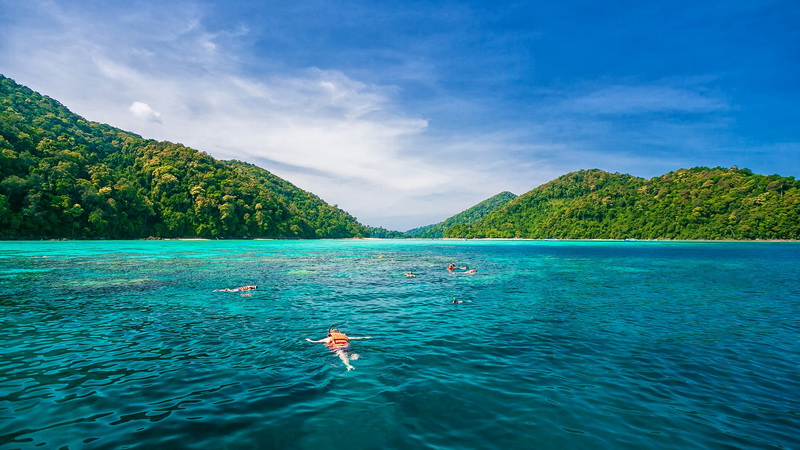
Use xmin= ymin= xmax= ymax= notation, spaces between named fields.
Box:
xmin=1 ymin=0 xmax=799 ymax=230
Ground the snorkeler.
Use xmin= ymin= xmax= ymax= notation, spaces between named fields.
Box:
xmin=214 ymin=285 xmax=257 ymax=292
xmin=306 ymin=328 xmax=372 ymax=371
xmin=404 ymin=272 xmax=416 ymax=277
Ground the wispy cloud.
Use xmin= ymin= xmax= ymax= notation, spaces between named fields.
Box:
xmin=562 ymin=82 xmax=729 ymax=115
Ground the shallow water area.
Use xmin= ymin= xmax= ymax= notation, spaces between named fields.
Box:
xmin=1 ymin=239 xmax=799 ymax=449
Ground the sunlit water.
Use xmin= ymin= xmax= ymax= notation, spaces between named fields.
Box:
xmin=1 ymin=239 xmax=798 ymax=449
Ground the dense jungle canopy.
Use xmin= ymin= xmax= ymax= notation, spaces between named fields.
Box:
xmin=0 ymin=75 xmax=368 ymax=239
xmin=444 ymin=168 xmax=800 ymax=240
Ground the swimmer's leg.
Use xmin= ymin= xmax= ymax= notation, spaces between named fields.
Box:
xmin=335 ymin=350 xmax=355 ymax=371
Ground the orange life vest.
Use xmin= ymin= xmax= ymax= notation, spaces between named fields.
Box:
xmin=327 ymin=332 xmax=350 ymax=348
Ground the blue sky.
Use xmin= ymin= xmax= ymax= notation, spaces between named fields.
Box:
xmin=2 ymin=0 xmax=799 ymax=230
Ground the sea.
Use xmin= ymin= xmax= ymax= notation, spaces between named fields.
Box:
xmin=0 ymin=239 xmax=798 ymax=449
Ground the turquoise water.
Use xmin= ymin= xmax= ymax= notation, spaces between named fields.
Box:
xmin=1 ymin=239 xmax=799 ymax=449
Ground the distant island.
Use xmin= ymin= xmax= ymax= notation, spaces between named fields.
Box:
xmin=405 ymin=191 xmax=517 ymax=238
xmin=1 ymin=75 xmax=798 ymax=240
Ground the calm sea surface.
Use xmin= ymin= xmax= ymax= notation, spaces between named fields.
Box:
xmin=1 ymin=239 xmax=798 ymax=449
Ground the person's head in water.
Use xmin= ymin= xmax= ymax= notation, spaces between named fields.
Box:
xmin=328 ymin=328 xmax=340 ymax=336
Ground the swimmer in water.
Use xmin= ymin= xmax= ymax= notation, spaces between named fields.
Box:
xmin=306 ymin=328 xmax=372 ymax=371
xmin=214 ymin=285 xmax=257 ymax=292
xmin=404 ymin=272 xmax=416 ymax=277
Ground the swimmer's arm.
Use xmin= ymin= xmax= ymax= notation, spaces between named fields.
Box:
xmin=347 ymin=336 xmax=372 ymax=340
xmin=305 ymin=338 xmax=328 ymax=343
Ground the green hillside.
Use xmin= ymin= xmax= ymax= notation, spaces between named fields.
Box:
xmin=406 ymin=191 xmax=517 ymax=238
xmin=0 ymin=75 xmax=368 ymax=239
xmin=4 ymin=74 xmax=798 ymax=241
xmin=445 ymin=168 xmax=800 ymax=240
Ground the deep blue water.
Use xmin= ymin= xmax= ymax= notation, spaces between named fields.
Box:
xmin=1 ymin=239 xmax=799 ymax=449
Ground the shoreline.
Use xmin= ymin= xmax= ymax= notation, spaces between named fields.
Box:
xmin=1 ymin=237 xmax=797 ymax=243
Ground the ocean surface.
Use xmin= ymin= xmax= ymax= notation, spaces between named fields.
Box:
xmin=1 ymin=239 xmax=798 ymax=449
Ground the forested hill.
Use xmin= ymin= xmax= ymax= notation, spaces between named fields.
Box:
xmin=0 ymin=75 xmax=368 ymax=239
xmin=445 ymin=168 xmax=800 ymax=240
xmin=406 ymin=191 xmax=517 ymax=238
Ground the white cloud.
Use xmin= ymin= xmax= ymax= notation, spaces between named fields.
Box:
xmin=129 ymin=102 xmax=162 ymax=122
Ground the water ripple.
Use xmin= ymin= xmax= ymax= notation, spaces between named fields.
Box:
xmin=1 ymin=240 xmax=799 ymax=449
